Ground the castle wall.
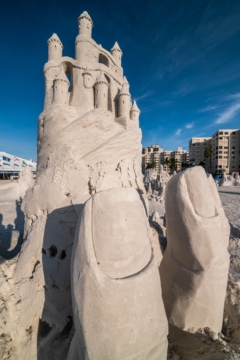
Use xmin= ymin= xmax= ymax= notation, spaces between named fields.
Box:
xmin=70 ymin=67 xmax=94 ymax=115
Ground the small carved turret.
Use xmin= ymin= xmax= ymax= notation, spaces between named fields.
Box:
xmin=53 ymin=67 xmax=70 ymax=105
xmin=130 ymin=100 xmax=140 ymax=122
xmin=47 ymin=33 xmax=63 ymax=61
xmin=94 ymin=71 xmax=109 ymax=110
xmin=78 ymin=11 xmax=93 ymax=38
xmin=110 ymin=42 xmax=123 ymax=67
xmin=118 ymin=77 xmax=131 ymax=118
xmin=83 ymin=68 xmax=92 ymax=89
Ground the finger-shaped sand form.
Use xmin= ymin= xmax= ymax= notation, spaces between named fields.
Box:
xmin=160 ymin=166 xmax=230 ymax=333
xmin=69 ymin=187 xmax=168 ymax=360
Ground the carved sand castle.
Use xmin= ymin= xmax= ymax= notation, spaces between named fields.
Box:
xmin=0 ymin=11 xmax=232 ymax=360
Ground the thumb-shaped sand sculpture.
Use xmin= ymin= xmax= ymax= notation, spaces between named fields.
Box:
xmin=160 ymin=167 xmax=230 ymax=334
xmin=68 ymin=187 xmax=168 ymax=360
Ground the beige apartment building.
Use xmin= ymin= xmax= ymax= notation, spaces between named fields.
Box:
xmin=142 ymin=145 xmax=189 ymax=172
xmin=160 ymin=147 xmax=189 ymax=172
xmin=189 ymin=130 xmax=240 ymax=174
xmin=211 ymin=129 xmax=240 ymax=174
xmin=189 ymin=137 xmax=212 ymax=165
xmin=142 ymin=145 xmax=163 ymax=172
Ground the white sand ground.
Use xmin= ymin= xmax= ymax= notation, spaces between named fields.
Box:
xmin=218 ymin=186 xmax=240 ymax=237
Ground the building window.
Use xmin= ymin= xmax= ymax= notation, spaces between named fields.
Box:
xmin=232 ymin=146 xmax=235 ymax=149
xmin=224 ymin=146 xmax=228 ymax=149
xmin=219 ymin=156 xmax=222 ymax=159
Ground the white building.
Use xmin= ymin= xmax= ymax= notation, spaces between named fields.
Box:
xmin=0 ymin=152 xmax=37 ymax=174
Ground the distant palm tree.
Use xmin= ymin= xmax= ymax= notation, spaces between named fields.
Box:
xmin=204 ymin=148 xmax=213 ymax=173
xmin=169 ymin=158 xmax=179 ymax=172
xmin=164 ymin=157 xmax=170 ymax=169
xmin=146 ymin=162 xmax=156 ymax=170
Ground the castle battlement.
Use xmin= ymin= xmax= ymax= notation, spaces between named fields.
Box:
xmin=43 ymin=11 xmax=140 ymax=126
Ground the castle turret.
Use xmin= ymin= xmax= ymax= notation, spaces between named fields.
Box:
xmin=47 ymin=33 xmax=63 ymax=61
xmin=83 ymin=68 xmax=93 ymax=89
xmin=94 ymin=71 xmax=109 ymax=110
xmin=110 ymin=42 xmax=123 ymax=67
xmin=53 ymin=67 xmax=70 ymax=105
xmin=118 ymin=77 xmax=131 ymax=118
xmin=130 ymin=100 xmax=140 ymax=122
xmin=78 ymin=11 xmax=93 ymax=38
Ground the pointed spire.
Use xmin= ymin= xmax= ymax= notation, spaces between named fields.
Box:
xmin=131 ymin=100 xmax=140 ymax=113
xmin=78 ymin=11 xmax=93 ymax=25
xmin=95 ymin=71 xmax=108 ymax=85
xmin=111 ymin=41 xmax=122 ymax=53
xmin=55 ymin=67 xmax=70 ymax=85
xmin=119 ymin=76 xmax=130 ymax=96
xmin=47 ymin=33 xmax=63 ymax=48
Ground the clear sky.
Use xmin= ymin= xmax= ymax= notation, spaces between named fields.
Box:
xmin=1 ymin=0 xmax=240 ymax=160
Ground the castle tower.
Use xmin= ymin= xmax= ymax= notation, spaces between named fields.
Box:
xmin=47 ymin=33 xmax=63 ymax=61
xmin=78 ymin=11 xmax=93 ymax=38
xmin=53 ymin=67 xmax=70 ymax=105
xmin=130 ymin=100 xmax=140 ymax=122
xmin=110 ymin=42 xmax=123 ymax=67
xmin=118 ymin=77 xmax=131 ymax=118
xmin=94 ymin=71 xmax=109 ymax=110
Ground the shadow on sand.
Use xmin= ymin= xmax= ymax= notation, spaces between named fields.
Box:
xmin=37 ymin=204 xmax=84 ymax=360
xmin=0 ymin=199 xmax=24 ymax=260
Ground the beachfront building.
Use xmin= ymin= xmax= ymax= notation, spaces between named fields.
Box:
xmin=211 ymin=129 xmax=240 ymax=174
xmin=189 ymin=130 xmax=240 ymax=174
xmin=160 ymin=147 xmax=189 ymax=172
xmin=142 ymin=145 xmax=189 ymax=173
xmin=142 ymin=145 xmax=163 ymax=172
xmin=0 ymin=152 xmax=37 ymax=176
xmin=189 ymin=137 xmax=212 ymax=165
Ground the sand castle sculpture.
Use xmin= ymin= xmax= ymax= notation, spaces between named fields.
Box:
xmin=0 ymin=11 xmax=231 ymax=360
xmin=218 ymin=171 xmax=240 ymax=186
xmin=0 ymin=11 xmax=169 ymax=360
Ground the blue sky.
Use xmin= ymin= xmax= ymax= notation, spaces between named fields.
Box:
xmin=1 ymin=0 xmax=240 ymax=160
